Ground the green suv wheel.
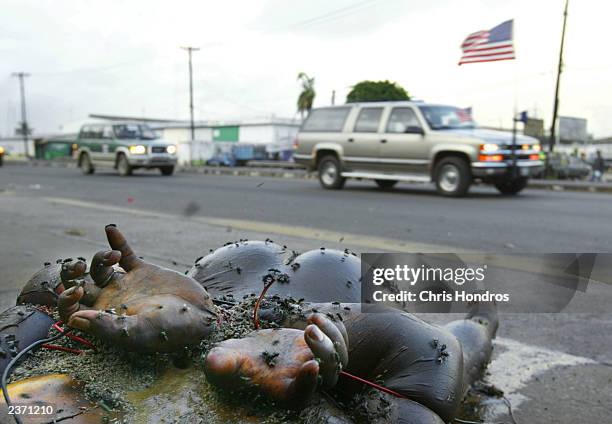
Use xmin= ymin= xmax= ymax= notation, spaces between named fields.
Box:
xmin=117 ymin=154 xmax=133 ymax=176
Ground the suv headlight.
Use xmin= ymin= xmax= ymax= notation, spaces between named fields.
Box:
xmin=129 ymin=145 xmax=147 ymax=154
xmin=166 ymin=145 xmax=177 ymax=154
xmin=481 ymin=143 xmax=500 ymax=152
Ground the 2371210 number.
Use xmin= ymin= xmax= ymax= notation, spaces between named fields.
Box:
xmin=8 ymin=404 xmax=54 ymax=415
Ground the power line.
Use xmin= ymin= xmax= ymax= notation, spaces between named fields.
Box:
xmin=283 ymin=0 xmax=382 ymax=30
xmin=35 ymin=60 xmax=147 ymax=77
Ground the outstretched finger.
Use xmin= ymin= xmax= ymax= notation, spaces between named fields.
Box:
xmin=105 ymin=225 xmax=143 ymax=271
xmin=304 ymin=324 xmax=340 ymax=388
xmin=307 ymin=313 xmax=348 ymax=366
xmin=58 ymin=285 xmax=85 ymax=323
xmin=90 ymin=250 xmax=121 ymax=287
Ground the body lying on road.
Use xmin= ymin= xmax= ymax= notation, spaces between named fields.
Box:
xmin=2 ymin=226 xmax=498 ymax=423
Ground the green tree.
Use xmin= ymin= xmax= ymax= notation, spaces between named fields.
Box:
xmin=297 ymin=72 xmax=316 ymax=119
xmin=346 ymin=80 xmax=410 ymax=103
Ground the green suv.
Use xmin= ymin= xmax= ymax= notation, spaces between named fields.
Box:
xmin=74 ymin=122 xmax=178 ymax=176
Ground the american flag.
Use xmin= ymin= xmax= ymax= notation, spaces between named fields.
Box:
xmin=459 ymin=20 xmax=515 ymax=65
xmin=457 ymin=107 xmax=473 ymax=122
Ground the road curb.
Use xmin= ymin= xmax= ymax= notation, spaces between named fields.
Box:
xmin=4 ymin=159 xmax=77 ymax=168
xmin=5 ymin=159 xmax=612 ymax=193
xmin=181 ymin=165 xmax=315 ymax=180
xmin=526 ymin=181 xmax=612 ymax=193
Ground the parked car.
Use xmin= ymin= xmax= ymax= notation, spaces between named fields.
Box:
xmin=533 ymin=153 xmax=591 ymax=180
xmin=293 ymin=102 xmax=543 ymax=196
xmin=67 ymin=122 xmax=177 ymax=176
xmin=556 ymin=154 xmax=591 ymax=180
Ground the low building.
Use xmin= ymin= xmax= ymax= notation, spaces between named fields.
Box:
xmin=154 ymin=118 xmax=301 ymax=162
xmin=88 ymin=114 xmax=301 ymax=165
xmin=0 ymin=135 xmax=70 ymax=159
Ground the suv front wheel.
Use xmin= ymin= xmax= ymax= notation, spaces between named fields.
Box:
xmin=434 ymin=157 xmax=471 ymax=197
xmin=318 ymin=156 xmax=345 ymax=190
xmin=117 ymin=154 xmax=133 ymax=176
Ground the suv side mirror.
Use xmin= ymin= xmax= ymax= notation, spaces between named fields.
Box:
xmin=405 ymin=126 xmax=424 ymax=135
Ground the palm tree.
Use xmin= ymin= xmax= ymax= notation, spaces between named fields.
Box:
xmin=297 ymin=72 xmax=315 ymax=120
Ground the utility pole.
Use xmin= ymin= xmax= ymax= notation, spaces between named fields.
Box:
xmin=548 ymin=0 xmax=569 ymax=161
xmin=11 ymin=72 xmax=31 ymax=158
xmin=180 ymin=46 xmax=200 ymax=142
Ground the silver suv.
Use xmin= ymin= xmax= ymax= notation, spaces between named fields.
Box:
xmin=293 ymin=102 xmax=543 ymax=196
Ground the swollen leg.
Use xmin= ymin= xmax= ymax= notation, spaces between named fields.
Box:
xmin=338 ymin=312 xmax=464 ymax=423
xmin=444 ymin=299 xmax=498 ymax=389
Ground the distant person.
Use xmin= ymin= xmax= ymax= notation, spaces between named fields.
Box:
xmin=591 ymin=150 xmax=606 ymax=182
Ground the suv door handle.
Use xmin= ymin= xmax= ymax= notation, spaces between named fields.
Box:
xmin=347 ymin=138 xmax=354 ymax=142
xmin=380 ymin=139 xmax=387 ymax=143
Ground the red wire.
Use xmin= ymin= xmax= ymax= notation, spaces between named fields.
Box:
xmin=339 ymin=370 xmax=407 ymax=399
xmin=50 ymin=321 xmax=96 ymax=351
xmin=253 ymin=280 xmax=275 ymax=329
xmin=41 ymin=344 xmax=83 ymax=355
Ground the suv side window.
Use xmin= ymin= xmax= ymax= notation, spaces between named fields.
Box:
xmin=386 ymin=108 xmax=421 ymax=133
xmin=102 ymin=126 xmax=114 ymax=139
xmin=80 ymin=126 xmax=91 ymax=139
xmin=302 ymin=107 xmax=351 ymax=132
xmin=354 ymin=107 xmax=383 ymax=133
xmin=91 ymin=125 xmax=103 ymax=139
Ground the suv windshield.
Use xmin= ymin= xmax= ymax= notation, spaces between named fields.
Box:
xmin=418 ymin=105 xmax=476 ymax=130
xmin=113 ymin=124 xmax=158 ymax=140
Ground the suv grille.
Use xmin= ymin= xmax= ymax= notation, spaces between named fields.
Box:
xmin=151 ymin=146 xmax=167 ymax=154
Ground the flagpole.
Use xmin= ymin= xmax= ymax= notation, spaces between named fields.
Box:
xmin=511 ymin=23 xmax=519 ymax=179
xmin=547 ymin=0 xmax=569 ymax=169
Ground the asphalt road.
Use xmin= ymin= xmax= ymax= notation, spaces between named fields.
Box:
xmin=2 ymin=165 xmax=611 ymax=252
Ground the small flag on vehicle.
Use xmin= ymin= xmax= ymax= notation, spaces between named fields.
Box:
xmin=457 ymin=107 xmax=473 ymax=122
xmin=459 ymin=20 xmax=515 ymax=65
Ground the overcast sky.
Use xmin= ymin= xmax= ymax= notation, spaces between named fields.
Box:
xmin=1 ymin=0 xmax=611 ymax=137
